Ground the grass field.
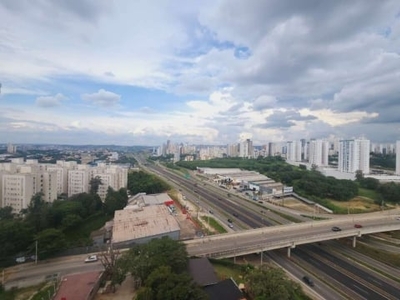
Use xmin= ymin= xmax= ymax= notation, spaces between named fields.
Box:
xmin=200 ymin=216 xmax=227 ymax=234
xmin=358 ymin=188 xmax=379 ymax=200
xmin=330 ymin=197 xmax=381 ymax=213
xmin=210 ymin=259 xmax=245 ymax=283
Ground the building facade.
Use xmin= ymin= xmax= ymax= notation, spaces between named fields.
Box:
xmin=338 ymin=138 xmax=370 ymax=174
xmin=0 ymin=159 xmax=128 ymax=213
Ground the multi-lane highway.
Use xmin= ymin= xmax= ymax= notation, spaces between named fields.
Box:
xmin=184 ymin=216 xmax=400 ymax=258
xmin=139 ymin=157 xmax=400 ymax=299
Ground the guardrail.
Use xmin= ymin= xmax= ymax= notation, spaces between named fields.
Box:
xmin=184 ymin=214 xmax=398 ymax=245
xmin=186 ymin=223 xmax=400 ymax=258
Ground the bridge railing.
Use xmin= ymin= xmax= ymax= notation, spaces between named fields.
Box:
xmin=187 ymin=223 xmax=400 ymax=258
xmin=184 ymin=214 xmax=399 ymax=245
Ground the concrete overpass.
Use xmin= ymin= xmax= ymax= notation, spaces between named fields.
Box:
xmin=184 ymin=214 xmax=400 ymax=259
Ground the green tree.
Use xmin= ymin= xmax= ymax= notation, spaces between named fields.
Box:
xmin=26 ymin=193 xmax=49 ymax=233
xmin=128 ymin=171 xmax=170 ymax=195
xmin=0 ymin=207 xmax=13 ymax=220
xmin=355 ymin=170 xmax=364 ymax=182
xmin=61 ymin=214 xmax=83 ymax=230
xmin=0 ymin=220 xmax=33 ymax=260
xmin=89 ymin=176 xmax=103 ymax=195
xmin=142 ymin=266 xmax=208 ymax=300
xmin=35 ymin=228 xmax=67 ymax=258
xmin=123 ymin=237 xmax=188 ymax=285
xmin=245 ymin=266 xmax=304 ymax=300
xmin=104 ymin=187 xmax=128 ymax=216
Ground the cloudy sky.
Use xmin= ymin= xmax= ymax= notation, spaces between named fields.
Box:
xmin=1 ymin=0 xmax=399 ymax=146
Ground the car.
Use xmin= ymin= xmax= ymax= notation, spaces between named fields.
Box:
xmin=232 ymin=213 xmax=239 ymax=217
xmin=303 ymin=276 xmax=314 ymax=287
xmin=396 ymin=217 xmax=400 ymax=220
xmin=354 ymin=224 xmax=362 ymax=228
xmin=227 ymin=218 xmax=233 ymax=223
xmin=84 ymin=255 xmax=98 ymax=263
xmin=331 ymin=226 xmax=341 ymax=232
xmin=228 ymin=223 xmax=234 ymax=228
xmin=209 ymin=210 xmax=214 ymax=214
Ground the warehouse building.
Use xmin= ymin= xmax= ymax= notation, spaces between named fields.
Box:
xmin=112 ymin=204 xmax=180 ymax=248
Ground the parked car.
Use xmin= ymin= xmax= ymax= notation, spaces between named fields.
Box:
xmin=232 ymin=213 xmax=239 ymax=217
xmin=396 ymin=216 xmax=400 ymax=220
xmin=331 ymin=226 xmax=341 ymax=232
xmin=84 ymin=255 xmax=98 ymax=263
xmin=227 ymin=218 xmax=233 ymax=223
xmin=354 ymin=224 xmax=362 ymax=228
xmin=303 ymin=276 xmax=314 ymax=287
xmin=228 ymin=223 xmax=234 ymax=229
xmin=209 ymin=210 xmax=214 ymax=214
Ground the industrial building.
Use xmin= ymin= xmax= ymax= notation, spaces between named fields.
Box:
xmin=111 ymin=204 xmax=180 ymax=248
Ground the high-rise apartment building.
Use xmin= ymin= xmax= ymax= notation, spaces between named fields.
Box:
xmin=239 ymin=139 xmax=254 ymax=158
xmin=7 ymin=143 xmax=17 ymax=154
xmin=338 ymin=138 xmax=370 ymax=174
xmin=286 ymin=141 xmax=302 ymax=162
xmin=307 ymin=139 xmax=329 ymax=167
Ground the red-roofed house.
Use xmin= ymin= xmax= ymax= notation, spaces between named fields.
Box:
xmin=54 ymin=271 xmax=103 ymax=300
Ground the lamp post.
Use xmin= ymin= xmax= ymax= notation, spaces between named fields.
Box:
xmin=35 ymin=240 xmax=38 ymax=264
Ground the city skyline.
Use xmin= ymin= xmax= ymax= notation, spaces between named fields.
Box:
xmin=1 ymin=1 xmax=400 ymax=145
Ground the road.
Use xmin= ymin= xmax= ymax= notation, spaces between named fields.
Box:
xmin=293 ymin=244 xmax=400 ymax=300
xmin=4 ymin=254 xmax=104 ymax=290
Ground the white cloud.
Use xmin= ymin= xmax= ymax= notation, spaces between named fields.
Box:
xmin=36 ymin=93 xmax=68 ymax=107
xmin=1 ymin=1 xmax=400 ymax=144
xmin=81 ymin=89 xmax=121 ymax=107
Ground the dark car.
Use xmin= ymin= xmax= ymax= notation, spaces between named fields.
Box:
xmin=233 ymin=213 xmax=239 ymax=217
xmin=227 ymin=218 xmax=233 ymax=223
xmin=303 ymin=276 xmax=314 ymax=287
xmin=354 ymin=224 xmax=362 ymax=228
xmin=331 ymin=226 xmax=341 ymax=232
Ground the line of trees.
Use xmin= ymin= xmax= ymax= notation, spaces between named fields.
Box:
xmin=176 ymin=157 xmax=359 ymax=202
xmin=128 ymin=170 xmax=170 ymax=195
xmin=176 ymin=156 xmax=400 ymax=206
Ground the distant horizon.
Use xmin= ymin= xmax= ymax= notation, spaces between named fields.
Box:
xmin=1 ymin=137 xmax=399 ymax=150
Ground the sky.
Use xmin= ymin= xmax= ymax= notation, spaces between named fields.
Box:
xmin=0 ymin=0 xmax=399 ymax=146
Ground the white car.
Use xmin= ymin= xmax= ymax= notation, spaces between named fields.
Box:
xmin=84 ymin=255 xmax=98 ymax=263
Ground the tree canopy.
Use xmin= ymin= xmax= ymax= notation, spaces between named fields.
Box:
xmin=245 ymin=265 xmax=307 ymax=300
xmin=118 ymin=237 xmax=207 ymax=299
xmin=128 ymin=170 xmax=170 ymax=195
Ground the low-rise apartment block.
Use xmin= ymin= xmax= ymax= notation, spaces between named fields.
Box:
xmin=0 ymin=159 xmax=128 ymax=213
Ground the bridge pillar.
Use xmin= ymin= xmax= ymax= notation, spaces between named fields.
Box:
xmin=352 ymin=236 xmax=357 ymax=248
xmin=287 ymin=243 xmax=296 ymax=258
xmin=260 ymin=251 xmax=263 ymax=265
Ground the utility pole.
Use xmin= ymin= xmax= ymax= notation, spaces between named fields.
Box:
xmin=35 ymin=240 xmax=38 ymax=264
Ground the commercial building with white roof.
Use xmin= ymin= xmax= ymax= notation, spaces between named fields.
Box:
xmin=112 ymin=204 xmax=180 ymax=247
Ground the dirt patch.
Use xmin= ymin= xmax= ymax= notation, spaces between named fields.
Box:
xmin=330 ymin=197 xmax=381 ymax=212
xmin=279 ymin=198 xmax=315 ymax=213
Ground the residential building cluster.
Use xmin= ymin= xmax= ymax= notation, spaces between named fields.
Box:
xmin=157 ymin=137 xmax=400 ymax=177
xmin=0 ymin=158 xmax=128 ymax=213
